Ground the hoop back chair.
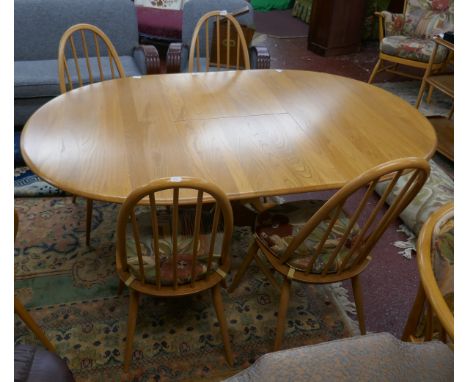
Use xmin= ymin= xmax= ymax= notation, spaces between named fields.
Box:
xmin=58 ymin=23 xmax=126 ymax=93
xmin=229 ymin=158 xmax=430 ymax=350
xmin=402 ymin=202 xmax=454 ymax=344
xmin=188 ymin=10 xmax=251 ymax=72
xmin=58 ymin=23 xmax=126 ymax=246
xmin=116 ymin=177 xmax=234 ymax=371
xmin=368 ymin=0 xmax=453 ymax=84
xmin=14 ymin=210 xmax=55 ymax=352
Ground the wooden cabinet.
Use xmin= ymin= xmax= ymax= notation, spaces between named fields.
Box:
xmin=307 ymin=0 xmax=366 ymax=56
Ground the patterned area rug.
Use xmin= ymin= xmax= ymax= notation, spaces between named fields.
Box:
xmin=375 ymin=80 xmax=452 ymax=117
xmin=14 ymin=197 xmax=358 ymax=382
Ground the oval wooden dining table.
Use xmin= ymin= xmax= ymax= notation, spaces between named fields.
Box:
xmin=21 ymin=69 xmax=436 ymax=204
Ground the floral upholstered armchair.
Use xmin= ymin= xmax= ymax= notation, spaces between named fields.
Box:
xmin=368 ymin=0 xmax=454 ymax=83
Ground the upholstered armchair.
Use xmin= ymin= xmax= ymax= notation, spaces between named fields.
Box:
xmin=166 ymin=0 xmax=270 ymax=73
xmin=368 ymin=0 xmax=453 ymax=83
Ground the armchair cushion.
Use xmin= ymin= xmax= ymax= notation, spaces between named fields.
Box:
xmin=381 ymin=11 xmax=405 ymax=36
xmin=404 ymin=0 xmax=454 ymax=38
xmin=255 ymin=200 xmax=360 ymax=274
xmin=380 ymin=36 xmax=448 ymax=63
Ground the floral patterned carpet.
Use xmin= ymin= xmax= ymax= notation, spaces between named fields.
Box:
xmin=14 ymin=197 xmax=358 ymax=382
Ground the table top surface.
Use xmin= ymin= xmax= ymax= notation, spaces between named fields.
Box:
xmin=22 ymin=69 xmax=436 ymax=204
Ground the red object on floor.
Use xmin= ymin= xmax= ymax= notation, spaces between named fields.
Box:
xmin=136 ymin=6 xmax=183 ymax=41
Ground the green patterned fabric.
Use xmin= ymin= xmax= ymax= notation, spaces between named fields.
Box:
xmin=291 ymin=0 xmax=312 ymax=23
xmin=375 ymin=160 xmax=453 ymax=235
xmin=255 ymin=200 xmax=360 ymax=274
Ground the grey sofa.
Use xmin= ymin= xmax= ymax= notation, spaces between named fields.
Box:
xmin=14 ymin=0 xmax=160 ymax=128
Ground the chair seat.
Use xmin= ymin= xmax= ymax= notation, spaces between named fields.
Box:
xmin=255 ymin=200 xmax=359 ymax=274
xmin=126 ymin=207 xmax=223 ymax=285
xmin=14 ymin=56 xmax=142 ymax=99
xmin=380 ymin=36 xmax=448 ymax=64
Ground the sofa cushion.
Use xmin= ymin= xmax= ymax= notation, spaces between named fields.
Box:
xmin=15 ymin=56 xmax=142 ymax=99
xmin=14 ymin=0 xmax=139 ymax=60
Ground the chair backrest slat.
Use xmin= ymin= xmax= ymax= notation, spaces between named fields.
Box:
xmin=58 ymin=23 xmax=126 ymax=94
xmin=191 ymin=191 xmax=204 ymax=286
xmin=93 ymin=32 xmax=105 ymax=82
xmin=304 ymin=204 xmax=343 ymax=273
xmin=131 ymin=210 xmax=146 ymax=283
xmin=207 ymin=204 xmax=221 ymax=273
xmin=172 ymin=188 xmax=180 ymax=289
xmin=149 ymin=193 xmax=161 ymax=289
xmin=80 ymin=30 xmax=93 ymax=84
xmin=188 ymin=10 xmax=251 ymax=72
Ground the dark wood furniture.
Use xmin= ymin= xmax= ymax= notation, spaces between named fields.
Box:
xmin=307 ymin=0 xmax=366 ymax=56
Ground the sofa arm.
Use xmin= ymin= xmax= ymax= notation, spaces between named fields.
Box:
xmin=250 ymin=46 xmax=270 ymax=69
xmin=167 ymin=42 xmax=183 ymax=73
xmin=133 ymin=45 xmax=161 ymax=75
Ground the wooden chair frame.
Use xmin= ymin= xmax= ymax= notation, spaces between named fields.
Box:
xmin=116 ymin=177 xmax=234 ymax=371
xmin=368 ymin=0 xmax=451 ymax=84
xmin=58 ymin=23 xmax=126 ymax=246
xmin=188 ymin=10 xmax=251 ymax=73
xmin=402 ymin=202 xmax=454 ymax=343
xmin=14 ymin=210 xmax=55 ymax=352
xmin=229 ymin=158 xmax=430 ymax=350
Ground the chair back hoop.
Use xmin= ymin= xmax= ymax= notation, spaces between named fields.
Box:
xmin=280 ymin=158 xmax=430 ymax=276
xmin=116 ymin=177 xmax=234 ymax=291
xmin=417 ymin=202 xmax=454 ymax=341
xmin=58 ymin=23 xmax=126 ymax=94
xmin=188 ymin=10 xmax=251 ymax=73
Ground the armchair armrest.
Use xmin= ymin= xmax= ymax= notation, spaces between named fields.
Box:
xmin=250 ymin=46 xmax=270 ymax=69
xmin=166 ymin=42 xmax=183 ymax=73
xmin=133 ymin=45 xmax=161 ymax=75
xmin=377 ymin=11 xmax=405 ymax=41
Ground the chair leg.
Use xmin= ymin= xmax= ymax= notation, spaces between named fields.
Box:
xmin=228 ymin=240 xmax=259 ymax=293
xmin=123 ymin=289 xmax=139 ymax=372
xmin=273 ymin=277 xmax=291 ymax=351
xmin=415 ymin=81 xmax=427 ymax=109
xmin=368 ymin=58 xmax=382 ymax=84
xmin=426 ymin=85 xmax=434 ymax=104
xmin=448 ymin=104 xmax=454 ymax=119
xmin=351 ymin=275 xmax=366 ymax=335
xmin=85 ymin=198 xmax=93 ymax=246
xmin=401 ymin=282 xmax=426 ymax=341
xmin=253 ymin=253 xmax=280 ymax=292
xmin=211 ymin=283 xmax=234 ymax=366
xmin=72 ymin=195 xmax=77 ymax=204
xmin=14 ymin=296 xmax=55 ymax=352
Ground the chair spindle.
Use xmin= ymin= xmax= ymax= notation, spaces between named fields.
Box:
xmin=172 ymin=188 xmax=180 ymax=289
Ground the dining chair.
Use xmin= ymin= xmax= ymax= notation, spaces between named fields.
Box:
xmin=229 ymin=158 xmax=430 ymax=350
xmin=58 ymin=23 xmax=127 ymax=246
xmin=14 ymin=210 xmax=55 ymax=352
xmin=402 ymin=202 xmax=453 ymax=344
xmin=368 ymin=0 xmax=453 ymax=84
xmin=115 ymin=177 xmax=234 ymax=371
xmin=166 ymin=0 xmax=270 ymax=73
xmin=188 ymin=10 xmax=251 ymax=72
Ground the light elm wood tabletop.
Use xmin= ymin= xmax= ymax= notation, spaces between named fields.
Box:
xmin=21 ymin=69 xmax=436 ymax=204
